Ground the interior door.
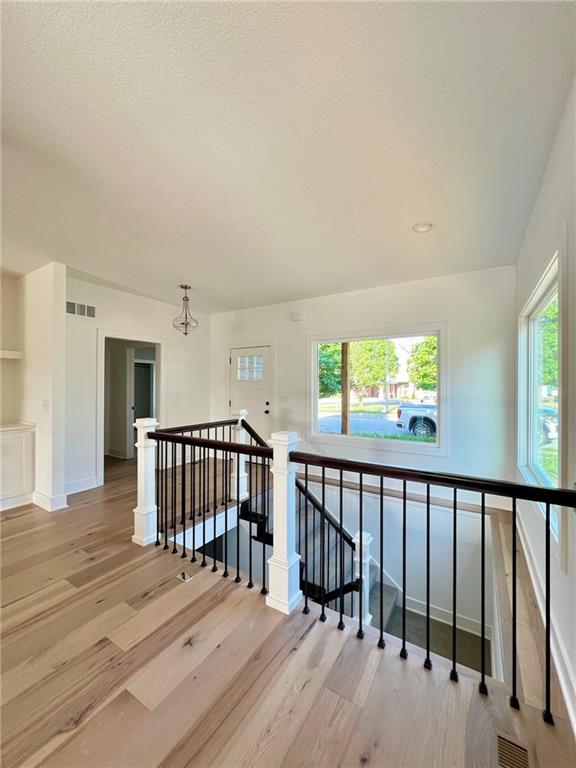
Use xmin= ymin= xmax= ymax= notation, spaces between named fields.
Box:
xmin=134 ymin=363 xmax=152 ymax=419
xmin=229 ymin=346 xmax=272 ymax=440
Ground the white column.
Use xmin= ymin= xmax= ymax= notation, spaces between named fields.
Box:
xmin=353 ymin=531 xmax=373 ymax=627
xmin=230 ymin=409 xmax=249 ymax=501
xmin=132 ymin=417 xmax=160 ymax=546
xmin=266 ymin=431 xmax=302 ymax=614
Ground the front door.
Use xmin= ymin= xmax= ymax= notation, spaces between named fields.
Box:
xmin=229 ymin=346 xmax=272 ymax=440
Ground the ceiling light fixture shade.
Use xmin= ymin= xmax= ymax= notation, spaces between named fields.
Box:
xmin=172 ymin=284 xmax=199 ymax=335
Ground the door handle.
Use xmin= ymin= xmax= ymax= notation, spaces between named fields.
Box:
xmin=264 ymin=410 xmax=270 ymax=415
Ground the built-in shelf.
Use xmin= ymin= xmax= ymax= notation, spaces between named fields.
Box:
xmin=0 ymin=350 xmax=23 ymax=360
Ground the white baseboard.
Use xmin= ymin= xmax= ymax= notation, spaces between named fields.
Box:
xmin=0 ymin=492 xmax=33 ymax=511
xmin=518 ymin=515 xmax=576 ymax=736
xmin=65 ymin=476 xmax=100 ymax=495
xmin=404 ymin=595 xmax=492 ymax=640
xmin=32 ymin=491 xmax=68 ymax=511
xmin=106 ymin=449 xmax=128 ymax=460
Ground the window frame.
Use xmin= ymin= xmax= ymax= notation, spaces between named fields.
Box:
xmin=518 ymin=235 xmax=568 ymax=563
xmin=308 ymin=323 xmax=448 ymax=457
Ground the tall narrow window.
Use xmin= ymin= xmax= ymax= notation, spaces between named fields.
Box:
xmin=316 ymin=334 xmax=439 ymax=444
xmin=528 ymin=287 xmax=559 ymax=486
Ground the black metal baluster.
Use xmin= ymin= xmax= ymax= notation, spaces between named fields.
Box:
xmin=400 ymin=480 xmax=408 ymax=658
xmin=201 ymin=445 xmax=207 ymax=567
xmin=543 ymin=502 xmax=554 ymax=724
xmin=171 ymin=443 xmax=178 ymax=553
xmin=235 ymin=451 xmax=241 ymax=583
xmin=190 ymin=441 xmax=197 ymax=562
xmin=163 ymin=441 xmax=168 ymax=549
xmin=247 ymin=454 xmax=254 ymax=588
xmin=479 ymin=492 xmax=487 ymax=693
xmin=379 ymin=476 xmax=385 ymax=648
xmin=303 ymin=464 xmax=310 ymax=614
xmin=510 ymin=497 xmax=519 ymax=707
xmin=221 ymin=427 xmax=226 ymax=507
xmin=206 ymin=430 xmax=211 ymax=514
xmin=181 ymin=443 xmax=187 ymax=558
xmin=261 ymin=457 xmax=268 ymax=595
xmin=223 ymin=448 xmax=229 ymax=577
xmin=228 ymin=425 xmax=233 ymax=501
xmin=155 ymin=438 xmax=160 ymax=546
xmin=212 ymin=437 xmax=218 ymax=572
xmin=357 ymin=472 xmax=364 ymax=640
xmin=197 ymin=430 xmax=203 ymax=518
xmin=424 ymin=483 xmax=432 ymax=669
xmin=320 ymin=467 xmax=327 ymax=622
xmin=450 ymin=488 xmax=458 ymax=681
xmin=339 ymin=470 xmax=345 ymax=630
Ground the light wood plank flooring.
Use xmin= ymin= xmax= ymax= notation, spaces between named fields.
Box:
xmin=1 ymin=460 xmax=575 ymax=768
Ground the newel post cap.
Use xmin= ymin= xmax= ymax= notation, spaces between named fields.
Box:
xmin=134 ymin=417 xmax=159 ymax=429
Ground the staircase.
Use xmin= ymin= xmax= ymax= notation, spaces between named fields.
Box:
xmin=239 ymin=477 xmax=402 ymax=632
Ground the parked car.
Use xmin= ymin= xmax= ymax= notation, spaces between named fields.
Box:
xmin=396 ymin=403 xmax=437 ymax=437
xmin=538 ymin=407 xmax=558 ymax=444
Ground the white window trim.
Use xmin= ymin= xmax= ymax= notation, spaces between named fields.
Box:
xmin=518 ymin=229 xmax=568 ymax=567
xmin=307 ymin=322 xmax=448 ymax=458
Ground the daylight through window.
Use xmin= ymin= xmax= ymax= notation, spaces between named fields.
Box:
xmin=316 ymin=334 xmax=439 ymax=444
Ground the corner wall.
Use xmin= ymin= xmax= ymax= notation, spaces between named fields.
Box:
xmin=515 ymin=81 xmax=576 ymax=729
xmin=19 ymin=262 xmax=67 ymax=510
xmin=211 ymin=265 xmax=517 ymax=482
xmin=65 ymin=278 xmax=211 ymax=494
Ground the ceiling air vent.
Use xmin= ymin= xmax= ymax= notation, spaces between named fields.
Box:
xmin=66 ymin=301 xmax=76 ymax=315
xmin=497 ymin=735 xmax=529 ymax=768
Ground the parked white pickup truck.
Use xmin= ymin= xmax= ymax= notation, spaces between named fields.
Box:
xmin=396 ymin=403 xmax=437 ymax=437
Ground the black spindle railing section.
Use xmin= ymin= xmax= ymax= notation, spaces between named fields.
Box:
xmin=149 ymin=420 xmax=272 ymax=595
xmin=289 ymin=450 xmax=576 ymax=727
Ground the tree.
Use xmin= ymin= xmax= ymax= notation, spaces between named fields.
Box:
xmin=349 ymin=339 xmax=399 ymax=404
xmin=407 ymin=336 xmax=438 ymax=392
xmin=538 ymin=295 xmax=558 ymax=388
xmin=318 ymin=343 xmax=342 ymax=398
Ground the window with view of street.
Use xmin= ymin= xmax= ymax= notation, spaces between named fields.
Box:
xmin=316 ymin=334 xmax=439 ymax=444
xmin=529 ymin=288 xmax=559 ymax=487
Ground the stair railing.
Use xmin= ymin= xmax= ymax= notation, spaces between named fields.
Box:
xmin=133 ymin=419 xmax=576 ymax=726
xmin=289 ymin=449 xmax=576 ymax=726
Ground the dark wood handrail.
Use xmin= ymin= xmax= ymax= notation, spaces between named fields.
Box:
xmin=148 ymin=430 xmax=273 ymax=459
xmin=290 ymin=451 xmax=576 ymax=508
xmin=240 ymin=420 xmax=269 ymax=448
xmin=158 ymin=418 xmax=238 ymax=434
xmin=295 ymin=478 xmax=355 ymax=549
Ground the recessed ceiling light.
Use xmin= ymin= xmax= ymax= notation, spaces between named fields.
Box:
xmin=412 ymin=221 xmax=436 ymax=233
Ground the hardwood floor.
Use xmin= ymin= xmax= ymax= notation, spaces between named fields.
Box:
xmin=1 ymin=463 xmax=575 ymax=768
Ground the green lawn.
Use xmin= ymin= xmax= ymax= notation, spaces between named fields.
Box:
xmin=352 ymin=431 xmax=436 ymax=443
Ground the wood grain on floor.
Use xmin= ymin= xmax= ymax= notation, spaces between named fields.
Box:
xmin=1 ymin=459 xmax=574 ymax=768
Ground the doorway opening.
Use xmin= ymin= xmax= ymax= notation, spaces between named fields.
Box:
xmin=104 ymin=338 xmax=158 ymax=480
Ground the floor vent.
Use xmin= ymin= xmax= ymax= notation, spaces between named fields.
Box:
xmin=497 ymin=735 xmax=529 ymax=768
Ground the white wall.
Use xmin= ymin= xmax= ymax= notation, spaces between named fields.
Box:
xmin=515 ymin=81 xmax=576 ymax=728
xmin=65 ymin=277 xmax=211 ymax=494
xmin=309 ymin=481 xmax=493 ymax=637
xmin=19 ymin=262 xmax=67 ymax=509
xmin=1 ymin=272 xmax=23 ymax=421
xmin=211 ymin=265 xmax=517 ymax=482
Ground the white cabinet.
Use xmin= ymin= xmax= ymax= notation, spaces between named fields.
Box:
xmin=0 ymin=423 xmax=34 ymax=511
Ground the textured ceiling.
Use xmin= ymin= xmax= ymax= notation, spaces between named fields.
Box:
xmin=2 ymin=2 xmax=575 ymax=312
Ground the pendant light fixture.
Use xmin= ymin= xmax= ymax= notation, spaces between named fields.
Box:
xmin=172 ymin=284 xmax=199 ymax=335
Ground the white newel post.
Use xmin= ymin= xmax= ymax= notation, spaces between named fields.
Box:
xmin=230 ymin=409 xmax=249 ymax=501
xmin=266 ymin=431 xmax=302 ymax=614
xmin=353 ymin=531 xmax=373 ymax=627
xmin=132 ymin=417 xmax=160 ymax=546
